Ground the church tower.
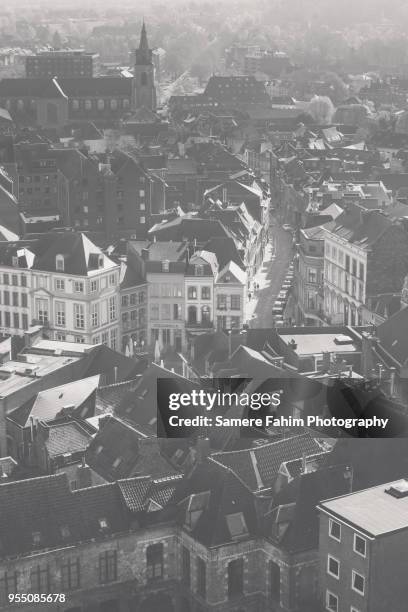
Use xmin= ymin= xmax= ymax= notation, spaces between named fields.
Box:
xmin=132 ymin=22 xmax=157 ymax=112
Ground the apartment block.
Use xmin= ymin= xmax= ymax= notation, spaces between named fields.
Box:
xmin=318 ymin=479 xmax=408 ymax=612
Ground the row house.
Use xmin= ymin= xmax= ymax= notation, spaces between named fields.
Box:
xmin=119 ymin=258 xmax=148 ymax=354
xmin=294 ymin=226 xmax=325 ymax=326
xmin=323 ymin=203 xmax=408 ymax=326
xmin=122 ymin=241 xmax=248 ymax=356
xmin=0 ymin=231 xmax=121 ymax=349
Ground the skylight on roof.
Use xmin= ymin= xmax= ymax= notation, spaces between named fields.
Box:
xmin=385 ymin=480 xmax=408 ymax=499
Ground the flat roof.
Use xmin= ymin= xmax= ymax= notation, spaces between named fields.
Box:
xmin=280 ymin=333 xmax=358 ymax=356
xmin=320 ymin=479 xmax=408 ymax=537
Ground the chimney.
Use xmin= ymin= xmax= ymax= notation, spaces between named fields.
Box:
xmin=76 ymin=456 xmax=92 ymax=489
xmin=344 ymin=465 xmax=353 ymax=492
xmin=361 ymin=331 xmax=378 ymax=378
xmin=389 ymin=366 xmax=396 ymax=397
xmin=196 ymin=437 xmax=210 ymax=463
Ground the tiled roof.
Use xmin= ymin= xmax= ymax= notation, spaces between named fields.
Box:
xmin=44 ymin=421 xmax=93 ymax=458
xmin=211 ymin=433 xmax=321 ymax=491
xmin=326 ymin=202 xmax=393 ymax=247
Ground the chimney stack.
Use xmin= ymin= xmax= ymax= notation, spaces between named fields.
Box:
xmin=76 ymin=456 xmax=92 ymax=489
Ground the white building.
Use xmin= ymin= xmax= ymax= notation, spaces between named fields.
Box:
xmin=0 ymin=232 xmax=121 ymax=348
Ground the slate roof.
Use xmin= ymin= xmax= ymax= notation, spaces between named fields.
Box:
xmin=211 ymin=433 xmax=321 ymax=492
xmin=8 ymin=375 xmax=100 ymax=428
xmin=325 ymin=202 xmax=393 ymax=248
xmin=265 ymin=465 xmax=351 ymax=553
xmin=0 ymin=473 xmax=129 ymax=557
xmin=148 ymin=216 xmax=234 ymax=243
xmin=377 ymin=306 xmax=408 ymax=365
xmin=118 ymin=474 xmax=183 ymax=512
xmin=85 ymin=415 xmax=178 ymax=482
xmin=0 ymin=78 xmax=66 ymax=99
xmin=58 ymin=76 xmax=132 ymax=97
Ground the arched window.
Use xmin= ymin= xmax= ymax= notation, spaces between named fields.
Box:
xmin=85 ymin=99 xmax=92 ymax=110
xmin=110 ymin=99 xmax=118 ymax=110
xmin=201 ymin=305 xmax=211 ymax=323
xmin=141 ymin=72 xmax=148 ymax=86
xmin=72 ymin=99 xmax=79 ymax=110
xmin=123 ymin=98 xmax=130 ymax=109
xmin=188 ymin=306 xmax=197 ymax=324
xmin=17 ymin=99 xmax=24 ymax=111
xmin=97 ymin=99 xmax=104 ymax=110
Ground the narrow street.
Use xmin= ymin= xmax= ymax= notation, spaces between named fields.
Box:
xmin=247 ymin=221 xmax=293 ymax=328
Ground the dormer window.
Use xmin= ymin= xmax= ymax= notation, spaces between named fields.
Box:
xmin=196 ymin=265 xmax=204 ymax=276
xmin=56 ymin=254 xmax=65 ymax=272
xmin=32 ymin=531 xmax=42 ymax=546
xmin=60 ymin=525 xmax=71 ymax=539
xmin=98 ymin=517 xmax=109 ymax=531
xmin=98 ymin=255 xmax=104 ymax=268
xmin=12 ymin=256 xmax=19 ymax=268
xmin=112 ymin=457 xmax=122 ymax=469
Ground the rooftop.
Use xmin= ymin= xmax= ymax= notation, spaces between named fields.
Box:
xmin=320 ymin=479 xmax=408 ymax=537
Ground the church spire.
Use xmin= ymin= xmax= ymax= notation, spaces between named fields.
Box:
xmin=139 ymin=21 xmax=149 ymax=51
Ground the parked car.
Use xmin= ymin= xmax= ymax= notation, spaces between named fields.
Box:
xmin=282 ymin=282 xmax=291 ymax=290
xmin=272 ymin=306 xmax=284 ymax=316
xmin=278 ymin=290 xmax=287 ymax=300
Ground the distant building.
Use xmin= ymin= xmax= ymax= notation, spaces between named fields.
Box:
xmin=318 ymin=478 xmax=408 ymax=612
xmin=294 ymin=226 xmax=325 ymax=326
xmin=25 ymin=49 xmax=100 ymax=79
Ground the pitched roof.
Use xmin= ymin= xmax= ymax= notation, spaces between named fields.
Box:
xmin=44 ymin=421 xmax=93 ymax=458
xmin=8 ymin=375 xmax=100 ymax=428
xmin=0 ymin=78 xmax=66 ymax=99
xmin=211 ymin=434 xmax=321 ymax=492
xmin=0 ymin=473 xmax=129 ymax=557
xmin=325 ymin=202 xmax=393 ymax=248
xmin=58 ymin=76 xmax=132 ymax=97
xmin=377 ymin=306 xmax=408 ymax=365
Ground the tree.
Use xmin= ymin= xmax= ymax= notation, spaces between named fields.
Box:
xmin=308 ymin=95 xmax=336 ymax=125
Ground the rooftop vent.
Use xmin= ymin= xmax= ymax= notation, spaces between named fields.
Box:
xmin=385 ymin=479 xmax=408 ymax=499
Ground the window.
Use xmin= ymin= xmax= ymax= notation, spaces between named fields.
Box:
xmin=188 ymin=286 xmax=197 ymax=300
xmin=0 ymin=571 xmax=18 ymax=606
xmin=91 ymin=303 xmax=99 ymax=328
xmin=74 ymin=281 xmax=84 ymax=293
xmin=11 ymin=274 xmax=18 ymax=286
xmin=352 ymin=571 xmax=365 ymax=595
xmin=182 ymin=546 xmax=190 ymax=586
xmin=231 ymin=316 xmax=240 ymax=329
xmin=140 ymin=216 xmax=146 ymax=224
xmin=110 ymin=99 xmax=118 ymax=110
xmin=195 ymin=265 xmax=204 ymax=276
xmin=269 ymin=561 xmax=280 ymax=600
xmin=55 ymin=301 xmax=65 ymax=327
xmin=13 ymin=313 xmax=19 ymax=329
xmin=121 ymin=295 xmax=129 ymax=307
xmin=151 ymin=304 xmax=159 ymax=320
xmin=109 ymin=296 xmax=117 ymax=321
xmin=352 ymin=259 xmax=357 ymax=277
xmin=327 ymin=555 xmax=339 ymax=579
xmin=3 ymin=274 xmax=9 ymax=285
xmin=201 ymin=286 xmax=211 ymax=300
xmin=4 ymin=312 xmax=10 ymax=327
xmin=345 ymin=255 xmax=350 ymax=272
xmin=230 ymin=295 xmax=241 ymax=310
xmin=97 ymin=99 xmax=105 ymax=110
xmin=85 ymin=99 xmax=92 ymax=110
xmin=173 ymin=304 xmax=182 ymax=320
xmin=161 ymin=304 xmax=171 ymax=320
xmin=188 ymin=305 xmax=197 ymax=324
xmin=72 ymin=99 xmax=79 ymax=110
xmin=55 ymin=278 xmax=65 ymax=291
xmin=3 ymin=291 xmax=9 ymax=305
xmin=140 ymin=202 xmax=146 ymax=210
xmin=228 ymin=558 xmax=244 ymax=599
xmin=146 ymin=543 xmax=163 ymax=580
xmin=36 ymin=298 xmax=48 ymax=324
xmin=21 ymin=293 xmax=27 ymax=308
xmin=99 ymin=550 xmax=117 ymax=584
xmin=359 ymin=262 xmax=364 ymax=280
xmin=74 ymin=303 xmax=85 ymax=329
xmin=196 ymin=557 xmax=206 ymax=599
xmin=61 ymin=558 xmax=80 ymax=591
xmin=326 ymin=590 xmax=338 ymax=612
xmin=354 ymin=534 xmax=366 ymax=557
xmin=109 ymin=274 xmax=116 ymax=286
xmin=201 ymin=305 xmax=211 ymax=323
xmin=162 ymin=260 xmax=169 ymax=272
xmin=56 ymin=255 xmax=65 ymax=271
xmin=12 ymin=292 xmax=18 ymax=307
xmin=22 ymin=314 xmax=28 ymax=330
xmin=329 ymin=519 xmax=341 ymax=541
xmin=30 ymin=565 xmax=50 ymax=593
xmin=217 ymin=295 xmax=227 ymax=310
xmin=90 ymin=279 xmax=98 ymax=293
xmin=21 ymin=275 xmax=27 ymax=287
